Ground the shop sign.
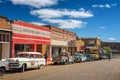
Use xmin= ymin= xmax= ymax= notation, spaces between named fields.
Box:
xmin=12 ymin=24 xmax=51 ymax=38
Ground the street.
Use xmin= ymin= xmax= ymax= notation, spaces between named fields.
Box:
xmin=0 ymin=57 xmax=120 ymax=80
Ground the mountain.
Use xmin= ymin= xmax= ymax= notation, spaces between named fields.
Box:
xmin=102 ymin=42 xmax=120 ymax=54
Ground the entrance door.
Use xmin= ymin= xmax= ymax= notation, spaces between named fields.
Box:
xmin=0 ymin=43 xmax=2 ymax=60
xmin=37 ymin=44 xmax=42 ymax=53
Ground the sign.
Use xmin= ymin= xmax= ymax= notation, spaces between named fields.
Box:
xmin=12 ymin=24 xmax=51 ymax=38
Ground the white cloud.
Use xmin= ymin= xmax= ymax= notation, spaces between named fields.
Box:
xmin=31 ymin=22 xmax=46 ymax=25
xmin=92 ymin=4 xmax=111 ymax=8
xmin=43 ymin=19 xmax=87 ymax=29
xmin=10 ymin=0 xmax=58 ymax=8
xmin=108 ymin=38 xmax=117 ymax=41
xmin=30 ymin=8 xmax=94 ymax=19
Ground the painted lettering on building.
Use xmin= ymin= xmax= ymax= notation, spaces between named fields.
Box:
xmin=13 ymin=24 xmax=51 ymax=38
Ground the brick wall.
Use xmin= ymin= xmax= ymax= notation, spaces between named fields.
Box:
xmin=46 ymin=25 xmax=76 ymax=42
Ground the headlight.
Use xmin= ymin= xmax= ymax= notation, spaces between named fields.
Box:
xmin=4 ymin=60 xmax=9 ymax=65
xmin=16 ymin=60 xmax=20 ymax=64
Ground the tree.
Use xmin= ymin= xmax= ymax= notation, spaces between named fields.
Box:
xmin=103 ymin=46 xmax=112 ymax=54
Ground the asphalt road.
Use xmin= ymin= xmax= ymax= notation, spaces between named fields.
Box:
xmin=0 ymin=57 xmax=120 ymax=80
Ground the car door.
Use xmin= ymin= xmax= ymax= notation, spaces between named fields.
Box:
xmin=29 ymin=54 xmax=37 ymax=68
xmin=37 ymin=54 xmax=45 ymax=66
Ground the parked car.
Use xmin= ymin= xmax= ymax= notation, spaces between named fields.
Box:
xmin=3 ymin=52 xmax=45 ymax=72
xmin=74 ymin=53 xmax=81 ymax=63
xmin=79 ymin=54 xmax=87 ymax=62
xmin=74 ymin=52 xmax=87 ymax=63
xmin=86 ymin=54 xmax=94 ymax=61
xmin=52 ymin=52 xmax=74 ymax=65
xmin=0 ymin=60 xmax=7 ymax=76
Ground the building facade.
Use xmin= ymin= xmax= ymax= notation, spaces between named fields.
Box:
xmin=67 ymin=32 xmax=77 ymax=55
xmin=0 ymin=16 xmax=12 ymax=59
xmin=44 ymin=25 xmax=76 ymax=57
xmin=75 ymin=39 xmax=85 ymax=52
xmin=11 ymin=20 xmax=51 ymax=61
xmin=80 ymin=38 xmax=101 ymax=49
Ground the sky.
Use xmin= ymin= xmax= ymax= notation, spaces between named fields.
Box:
xmin=0 ymin=0 xmax=120 ymax=42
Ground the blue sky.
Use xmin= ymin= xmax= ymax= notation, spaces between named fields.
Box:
xmin=0 ymin=0 xmax=120 ymax=42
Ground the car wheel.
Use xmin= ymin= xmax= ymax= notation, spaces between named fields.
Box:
xmin=0 ymin=68 xmax=5 ymax=76
xmin=20 ymin=64 xmax=25 ymax=72
xmin=54 ymin=62 xmax=57 ymax=65
xmin=64 ymin=61 xmax=68 ymax=65
xmin=38 ymin=65 xmax=44 ymax=69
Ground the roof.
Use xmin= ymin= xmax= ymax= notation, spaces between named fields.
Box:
xmin=0 ymin=16 xmax=12 ymax=31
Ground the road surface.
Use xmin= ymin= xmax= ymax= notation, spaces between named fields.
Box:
xmin=0 ymin=57 xmax=120 ymax=80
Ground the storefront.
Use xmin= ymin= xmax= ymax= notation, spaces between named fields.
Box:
xmin=51 ymin=40 xmax=68 ymax=57
xmin=44 ymin=25 xmax=76 ymax=58
xmin=0 ymin=16 xmax=12 ymax=59
xmin=11 ymin=20 xmax=51 ymax=61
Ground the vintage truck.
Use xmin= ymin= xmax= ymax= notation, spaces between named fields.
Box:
xmin=52 ymin=52 xmax=74 ymax=65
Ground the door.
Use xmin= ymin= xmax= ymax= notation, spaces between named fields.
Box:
xmin=0 ymin=43 xmax=2 ymax=60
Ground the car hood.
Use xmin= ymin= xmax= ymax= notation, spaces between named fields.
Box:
xmin=4 ymin=57 xmax=30 ymax=63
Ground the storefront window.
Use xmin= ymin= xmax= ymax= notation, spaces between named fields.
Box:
xmin=0 ymin=34 xmax=2 ymax=41
xmin=3 ymin=34 xmax=6 ymax=42
xmin=0 ymin=33 xmax=10 ymax=42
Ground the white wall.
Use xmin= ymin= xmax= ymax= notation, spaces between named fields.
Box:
xmin=51 ymin=40 xmax=68 ymax=46
xmin=2 ymin=43 xmax=10 ymax=59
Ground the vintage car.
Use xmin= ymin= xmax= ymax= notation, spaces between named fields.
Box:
xmin=79 ymin=54 xmax=87 ymax=62
xmin=52 ymin=52 xmax=74 ymax=65
xmin=74 ymin=52 xmax=87 ymax=62
xmin=3 ymin=52 xmax=45 ymax=72
xmin=0 ymin=60 xmax=7 ymax=76
xmin=74 ymin=53 xmax=81 ymax=63
xmin=86 ymin=54 xmax=94 ymax=61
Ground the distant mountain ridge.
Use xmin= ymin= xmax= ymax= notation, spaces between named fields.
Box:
xmin=102 ymin=42 xmax=120 ymax=53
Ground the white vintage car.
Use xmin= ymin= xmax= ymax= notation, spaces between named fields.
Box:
xmin=0 ymin=60 xmax=7 ymax=76
xmin=3 ymin=52 xmax=45 ymax=72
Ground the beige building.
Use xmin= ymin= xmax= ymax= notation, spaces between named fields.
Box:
xmin=0 ymin=16 xmax=12 ymax=59
xmin=75 ymin=39 xmax=85 ymax=52
xmin=80 ymin=38 xmax=101 ymax=49
xmin=44 ymin=25 xmax=76 ymax=57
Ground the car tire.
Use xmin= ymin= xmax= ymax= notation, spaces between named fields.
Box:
xmin=20 ymin=64 xmax=25 ymax=72
xmin=54 ymin=62 xmax=58 ymax=65
xmin=63 ymin=60 xmax=68 ymax=65
xmin=38 ymin=65 xmax=44 ymax=69
xmin=0 ymin=68 xmax=5 ymax=76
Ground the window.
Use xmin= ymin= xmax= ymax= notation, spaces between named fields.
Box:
xmin=0 ymin=33 xmax=10 ymax=42
xmin=0 ymin=34 xmax=2 ymax=41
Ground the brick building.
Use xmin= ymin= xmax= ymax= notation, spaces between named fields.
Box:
xmin=44 ymin=25 xmax=76 ymax=57
xmin=0 ymin=16 xmax=12 ymax=59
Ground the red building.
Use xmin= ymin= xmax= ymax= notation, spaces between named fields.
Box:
xmin=11 ymin=20 xmax=51 ymax=61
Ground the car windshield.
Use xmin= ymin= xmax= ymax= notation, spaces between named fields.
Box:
xmin=16 ymin=54 xmax=29 ymax=58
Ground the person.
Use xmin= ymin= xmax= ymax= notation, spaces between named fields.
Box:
xmin=44 ymin=52 xmax=48 ymax=65
xmin=107 ymin=53 xmax=111 ymax=61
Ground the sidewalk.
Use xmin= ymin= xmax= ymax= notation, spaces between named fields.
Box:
xmin=47 ymin=61 xmax=54 ymax=65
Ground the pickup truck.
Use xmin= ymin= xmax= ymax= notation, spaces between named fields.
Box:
xmin=52 ymin=52 xmax=74 ymax=65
